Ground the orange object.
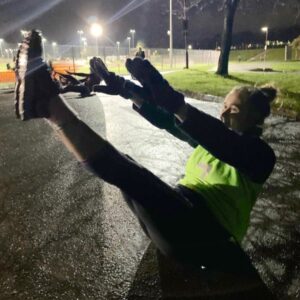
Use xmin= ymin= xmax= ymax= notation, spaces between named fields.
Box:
xmin=0 ymin=71 xmax=15 ymax=83
xmin=0 ymin=62 xmax=81 ymax=83
xmin=52 ymin=62 xmax=79 ymax=74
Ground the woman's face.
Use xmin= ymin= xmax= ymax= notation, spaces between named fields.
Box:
xmin=220 ymin=91 xmax=253 ymax=132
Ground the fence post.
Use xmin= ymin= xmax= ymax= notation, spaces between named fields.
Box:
xmin=72 ymin=46 xmax=76 ymax=73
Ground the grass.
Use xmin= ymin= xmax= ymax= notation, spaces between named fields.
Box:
xmin=230 ymin=48 xmax=297 ymax=62
xmin=230 ymin=49 xmax=264 ymax=61
xmin=270 ymin=61 xmax=300 ymax=72
xmin=164 ymin=65 xmax=300 ymax=118
xmin=0 ymin=82 xmax=14 ymax=89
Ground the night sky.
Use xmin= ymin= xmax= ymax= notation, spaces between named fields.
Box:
xmin=0 ymin=0 xmax=299 ymax=48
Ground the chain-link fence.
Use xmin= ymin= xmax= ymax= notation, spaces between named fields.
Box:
xmin=1 ymin=43 xmax=219 ymax=71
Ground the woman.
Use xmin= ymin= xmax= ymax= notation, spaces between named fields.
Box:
xmin=15 ymin=30 xmax=276 ymax=273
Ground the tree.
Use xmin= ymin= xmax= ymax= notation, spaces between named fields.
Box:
xmin=216 ymin=0 xmax=239 ymax=76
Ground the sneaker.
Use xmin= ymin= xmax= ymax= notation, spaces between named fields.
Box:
xmin=14 ymin=30 xmax=59 ymax=120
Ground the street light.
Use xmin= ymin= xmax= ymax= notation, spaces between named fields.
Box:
xmin=77 ymin=30 xmax=84 ymax=43
xmin=77 ymin=30 xmax=84 ymax=58
xmin=52 ymin=42 xmax=57 ymax=59
xmin=81 ymin=37 xmax=87 ymax=48
xmin=0 ymin=38 xmax=3 ymax=57
xmin=81 ymin=37 xmax=87 ymax=57
xmin=116 ymin=41 xmax=120 ymax=72
xmin=183 ymin=0 xmax=189 ymax=69
xmin=130 ymin=29 xmax=136 ymax=49
xmin=261 ymin=26 xmax=268 ymax=70
xmin=42 ymin=37 xmax=47 ymax=61
xmin=169 ymin=0 xmax=173 ymax=68
xmin=127 ymin=37 xmax=131 ymax=55
xmin=90 ymin=23 xmax=103 ymax=56
xmin=116 ymin=41 xmax=120 ymax=58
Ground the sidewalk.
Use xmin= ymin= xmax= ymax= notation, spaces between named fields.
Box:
xmin=0 ymin=91 xmax=299 ymax=300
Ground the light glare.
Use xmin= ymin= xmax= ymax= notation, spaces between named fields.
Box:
xmin=90 ymin=23 xmax=103 ymax=37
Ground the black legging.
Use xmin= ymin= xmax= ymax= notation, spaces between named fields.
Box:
xmin=86 ymin=141 xmax=255 ymax=273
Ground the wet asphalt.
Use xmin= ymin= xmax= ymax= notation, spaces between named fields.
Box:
xmin=0 ymin=91 xmax=299 ymax=300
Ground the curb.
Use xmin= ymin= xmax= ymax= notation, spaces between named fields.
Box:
xmin=0 ymin=88 xmax=14 ymax=95
xmin=181 ymin=91 xmax=224 ymax=103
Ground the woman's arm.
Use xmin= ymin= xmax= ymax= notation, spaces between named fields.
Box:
xmin=174 ymin=103 xmax=276 ymax=183
xmin=130 ymin=99 xmax=197 ymax=148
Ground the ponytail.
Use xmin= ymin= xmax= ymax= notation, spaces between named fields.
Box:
xmin=249 ymin=85 xmax=277 ymax=121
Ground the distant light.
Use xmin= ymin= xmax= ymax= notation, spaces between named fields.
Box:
xmin=42 ymin=38 xmax=47 ymax=42
xmin=167 ymin=30 xmax=171 ymax=36
xmin=90 ymin=23 xmax=103 ymax=37
xmin=188 ymin=44 xmax=192 ymax=50
xmin=116 ymin=41 xmax=120 ymax=45
xmin=261 ymin=26 xmax=268 ymax=32
xmin=77 ymin=30 xmax=84 ymax=35
xmin=0 ymin=38 xmax=3 ymax=42
xmin=81 ymin=37 xmax=87 ymax=42
xmin=127 ymin=36 xmax=131 ymax=40
xmin=130 ymin=29 xmax=136 ymax=34
xmin=52 ymin=42 xmax=57 ymax=46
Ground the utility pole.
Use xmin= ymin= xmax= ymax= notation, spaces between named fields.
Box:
xmin=261 ymin=26 xmax=269 ymax=71
xmin=169 ymin=0 xmax=173 ymax=68
xmin=183 ymin=0 xmax=189 ymax=69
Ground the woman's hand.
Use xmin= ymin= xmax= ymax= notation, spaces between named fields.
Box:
xmin=125 ymin=58 xmax=185 ymax=114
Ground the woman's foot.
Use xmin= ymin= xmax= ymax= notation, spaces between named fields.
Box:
xmin=14 ymin=30 xmax=59 ymax=120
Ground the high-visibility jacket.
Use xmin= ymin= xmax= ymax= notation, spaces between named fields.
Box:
xmin=133 ymin=102 xmax=276 ymax=242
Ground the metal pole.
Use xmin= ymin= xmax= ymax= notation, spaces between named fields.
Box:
xmin=0 ymin=40 xmax=3 ymax=57
xmin=169 ymin=0 xmax=173 ymax=68
xmin=72 ymin=46 xmax=76 ymax=73
xmin=132 ymin=32 xmax=135 ymax=49
xmin=128 ymin=38 xmax=131 ymax=55
xmin=42 ymin=40 xmax=46 ymax=61
xmin=183 ymin=0 xmax=189 ymax=69
xmin=117 ymin=42 xmax=120 ymax=73
xmin=264 ymin=29 xmax=268 ymax=70
xmin=96 ymin=37 xmax=99 ymax=56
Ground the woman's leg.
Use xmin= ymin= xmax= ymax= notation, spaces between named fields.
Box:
xmin=41 ymin=95 xmax=245 ymax=272
xmin=85 ymin=147 xmax=232 ymax=263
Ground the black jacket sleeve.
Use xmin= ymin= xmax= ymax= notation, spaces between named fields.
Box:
xmin=178 ymin=104 xmax=276 ymax=183
xmin=132 ymin=102 xmax=198 ymax=148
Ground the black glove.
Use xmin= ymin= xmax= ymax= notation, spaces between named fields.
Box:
xmin=125 ymin=57 xmax=185 ymax=114
xmin=90 ymin=57 xmax=152 ymax=101
xmin=14 ymin=30 xmax=59 ymax=120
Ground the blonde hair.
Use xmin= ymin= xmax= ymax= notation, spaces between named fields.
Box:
xmin=231 ymin=85 xmax=277 ymax=123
